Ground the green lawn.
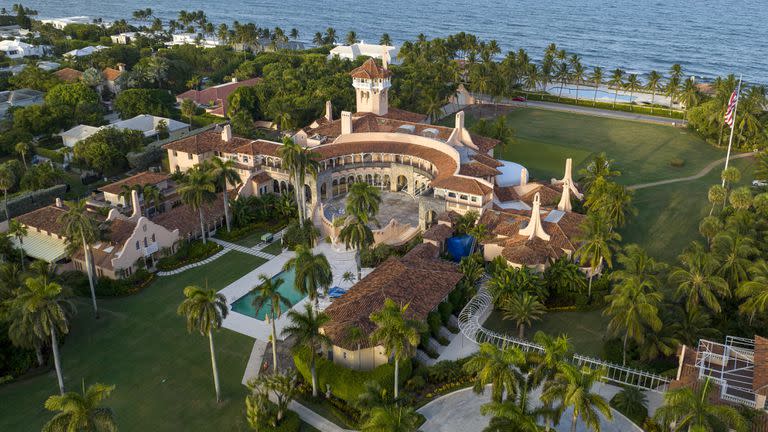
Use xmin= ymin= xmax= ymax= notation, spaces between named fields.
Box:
xmin=483 ymin=309 xmax=608 ymax=357
xmin=262 ymin=241 xmax=284 ymax=256
xmin=468 ymin=108 xmax=725 ymax=185
xmin=234 ymin=230 xmax=272 ymax=248
xmin=621 ymin=156 xmax=756 ymax=262
xmin=0 ymin=251 xmax=267 ymax=432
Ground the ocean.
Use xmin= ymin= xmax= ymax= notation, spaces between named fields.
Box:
xmin=20 ymin=0 xmax=768 ymax=84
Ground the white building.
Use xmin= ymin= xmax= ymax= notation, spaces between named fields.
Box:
xmin=110 ymin=32 xmax=149 ymax=45
xmin=0 ymin=89 xmax=45 ymax=117
xmin=0 ymin=39 xmax=48 ymax=59
xmin=64 ymin=45 xmax=106 ymax=58
xmin=166 ymin=33 xmax=225 ymax=49
xmin=59 ymin=115 xmax=190 ymax=148
xmin=40 ymin=16 xmax=106 ymax=30
xmin=329 ymin=42 xmax=399 ymax=65
xmin=0 ymin=61 xmax=59 ymax=76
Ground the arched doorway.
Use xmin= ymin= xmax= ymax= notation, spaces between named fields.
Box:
xmin=396 ymin=175 xmax=408 ymax=192
xmin=425 ymin=210 xmax=437 ymax=227
xmin=273 ymin=180 xmax=280 ymax=193
xmin=280 ymin=181 xmax=287 ymax=193
xmin=304 ymin=184 xmax=312 ymax=203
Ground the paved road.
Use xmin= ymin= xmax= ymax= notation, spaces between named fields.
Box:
xmin=471 ymin=93 xmax=684 ymax=126
xmin=418 ymin=384 xmax=643 ymax=432
xmin=628 ymin=151 xmax=757 ymax=191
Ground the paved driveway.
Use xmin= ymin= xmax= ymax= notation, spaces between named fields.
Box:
xmin=418 ymin=384 xmax=644 ymax=432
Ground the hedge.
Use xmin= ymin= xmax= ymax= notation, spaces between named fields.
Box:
xmin=35 ymin=147 xmax=65 ymax=163
xmin=156 ymin=241 xmax=222 ymax=271
xmin=1 ymin=184 xmax=67 ymax=222
xmin=62 ymin=269 xmax=156 ymax=298
xmin=293 ymin=349 xmax=411 ymax=403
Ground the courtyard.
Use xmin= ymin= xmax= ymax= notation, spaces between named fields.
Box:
xmin=322 ymin=190 xmax=420 ymax=228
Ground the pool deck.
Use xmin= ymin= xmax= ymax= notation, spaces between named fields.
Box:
xmin=219 ymin=241 xmax=370 ymax=341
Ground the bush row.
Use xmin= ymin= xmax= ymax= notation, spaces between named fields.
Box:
xmin=156 ymin=241 xmax=222 ymax=271
xmin=293 ymin=348 xmax=411 ymax=403
xmin=62 ymin=269 xmax=155 ymax=298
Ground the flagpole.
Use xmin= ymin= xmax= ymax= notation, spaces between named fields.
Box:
xmin=721 ymin=75 xmax=742 ymax=187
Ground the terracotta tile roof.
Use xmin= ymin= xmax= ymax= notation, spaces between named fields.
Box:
xmin=432 ymin=176 xmax=493 ymax=196
xmin=15 ymin=205 xmax=70 ymax=236
xmin=349 ymin=58 xmax=392 ymax=79
xmin=176 ymin=78 xmax=261 ymax=116
xmin=494 ymin=185 xmax=520 ymax=202
xmin=472 ymin=152 xmax=504 ymax=168
xmin=514 ymin=182 xmax=563 ymax=207
xmin=252 ymin=172 xmax=272 ymax=184
xmin=501 ymin=237 xmax=564 ymax=265
xmin=437 ymin=211 xmax=461 ymax=224
xmin=402 ymin=242 xmax=440 ymax=260
xmin=53 ymin=67 xmax=82 ymax=82
xmin=153 ymin=195 xmax=225 ymax=238
xmin=99 ymin=171 xmax=169 ymax=195
xmin=103 ymin=67 xmax=122 ymax=81
xmin=234 ymin=139 xmax=281 ymax=157
xmin=422 ymin=223 xmax=454 ymax=242
xmin=322 ymin=254 xmax=462 ymax=350
xmin=352 ymin=107 xmax=427 ymax=123
xmin=459 ymin=162 xmax=501 ymax=177
xmin=468 ymin=133 xmax=501 ymax=154
xmin=304 ymin=113 xmax=454 ymax=142
xmin=163 ymin=130 xmax=248 ymax=155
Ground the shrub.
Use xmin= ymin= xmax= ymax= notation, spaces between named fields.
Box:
xmin=66 ymin=269 xmax=155 ymax=297
xmin=438 ymin=302 xmax=453 ymax=324
xmin=669 ymin=158 xmax=685 ymax=167
xmin=257 ymin=409 xmax=302 ymax=432
xmin=293 ymin=348 xmax=411 ymax=403
xmin=216 ymin=220 xmax=285 ymax=242
xmin=405 ymin=375 xmax=426 ymax=392
xmin=425 ymin=359 xmax=469 ymax=384
xmin=156 ymin=241 xmax=222 ymax=271
xmin=281 ymin=220 xmax=317 ymax=250
xmin=427 ymin=312 xmax=442 ymax=336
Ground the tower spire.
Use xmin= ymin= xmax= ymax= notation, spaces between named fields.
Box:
xmin=519 ymin=192 xmax=550 ymax=241
xmin=553 ymin=158 xmax=583 ymax=199
xmin=557 ymin=179 xmax=572 ymax=212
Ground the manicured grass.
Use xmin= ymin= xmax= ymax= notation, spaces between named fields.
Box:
xmin=0 ymin=251 xmax=267 ymax=431
xmin=483 ymin=308 xmax=608 ymax=357
xmin=621 ymin=156 xmax=756 ymax=262
xmin=235 ymin=230 xmax=272 ymax=248
xmin=262 ymin=240 xmax=284 ymax=256
xmin=467 ymin=108 xmax=725 ymax=185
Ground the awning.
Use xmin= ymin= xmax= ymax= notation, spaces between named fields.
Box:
xmin=11 ymin=231 xmax=68 ymax=263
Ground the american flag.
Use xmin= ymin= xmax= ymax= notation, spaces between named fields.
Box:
xmin=724 ymin=89 xmax=739 ymax=127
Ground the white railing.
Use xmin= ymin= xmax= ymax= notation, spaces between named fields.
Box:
xmin=458 ymin=286 xmax=671 ymax=393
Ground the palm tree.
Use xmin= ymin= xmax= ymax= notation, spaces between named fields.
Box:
xmin=177 ymin=166 xmax=217 ymax=244
xmin=0 ymin=165 xmax=15 ymax=221
xmin=578 ymin=153 xmax=620 ymax=194
xmin=500 ymin=291 xmax=546 ymax=339
xmin=181 ymin=99 xmax=197 ymax=125
xmin=361 ymin=405 xmax=420 ymax=432
xmin=324 ymin=27 xmax=337 ymax=44
xmin=7 ymin=219 xmax=27 ymax=270
xmin=480 ymin=400 xmax=542 ymax=432
xmin=339 ymin=215 xmax=374 ymax=281
xmin=669 ymin=242 xmax=729 ymax=313
xmin=608 ymin=68 xmax=624 ymax=108
xmin=669 ymin=63 xmax=683 ymax=81
xmin=369 ymin=299 xmax=425 ymax=399
xmin=575 ymin=213 xmax=621 ymax=296
xmin=463 ymin=342 xmax=524 ymax=403
xmin=251 ymin=274 xmax=291 ymax=372
xmin=588 ymin=67 xmax=603 ymax=107
xmin=541 ymin=364 xmax=613 ymax=432
xmin=665 ymin=76 xmax=680 ymax=115
xmin=42 ymin=382 xmax=117 ymax=431
xmin=604 ymin=276 xmax=663 ymax=365
xmin=624 ymin=74 xmax=641 ymax=111
xmin=554 ymin=62 xmax=570 ymax=101
xmin=15 ymin=142 xmax=29 ymax=169
xmin=571 ymin=60 xmax=586 ymax=105
xmin=208 ymin=157 xmax=242 ymax=232
xmin=586 ymin=181 xmax=636 ymax=229
xmin=278 ymin=137 xmax=320 ymax=226
xmin=646 ymin=70 xmax=662 ymax=114
xmin=312 ymin=32 xmax=324 ymax=46
xmin=680 ymin=77 xmax=700 ymax=117
xmin=282 ymin=303 xmax=331 ymax=397
xmin=737 ymin=260 xmax=768 ymax=322
xmin=8 ymin=276 xmax=74 ymax=394
xmin=712 ymin=231 xmax=756 ymax=288
xmin=345 ymin=30 xmax=358 ymax=45
xmin=177 ymin=285 xmax=228 ymax=402
xmin=707 ymin=184 xmax=726 ymax=216
xmin=58 ymin=199 xmax=100 ymax=317
xmin=669 ymin=306 xmax=720 ymax=347
xmin=346 ymin=182 xmax=381 ymax=223
xmin=379 ymin=33 xmax=392 ymax=46
xmin=282 ymin=244 xmax=332 ymax=308
xmin=610 ymin=387 xmax=648 ymax=426
xmin=654 ymin=377 xmax=747 ymax=432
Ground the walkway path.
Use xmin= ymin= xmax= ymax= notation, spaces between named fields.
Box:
xmin=210 ymin=238 xmax=276 ymax=260
xmin=470 ymin=92 xmax=685 ymax=126
xmin=155 ymin=248 xmax=231 ymax=276
xmin=628 ymin=151 xmax=756 ymax=191
xmin=418 ymin=384 xmax=646 ymax=432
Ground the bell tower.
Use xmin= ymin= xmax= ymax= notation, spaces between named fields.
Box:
xmin=350 ymin=58 xmax=391 ymax=115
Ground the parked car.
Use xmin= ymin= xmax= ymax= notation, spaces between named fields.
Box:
xmin=752 ymin=179 xmax=768 ymax=188
xmin=512 ymin=96 xmax=527 ymax=102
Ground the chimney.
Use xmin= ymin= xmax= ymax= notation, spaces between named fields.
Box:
xmin=455 ymin=111 xmax=465 ymax=131
xmin=382 ymin=47 xmax=389 ymax=70
xmin=519 ymin=193 xmax=550 ymax=241
xmin=221 ymin=124 xmax=233 ymax=142
xmin=55 ymin=197 xmax=62 ymax=208
xmin=557 ymin=179 xmax=572 ymax=212
xmin=325 ymin=100 xmax=333 ymax=122
xmin=519 ymin=167 xmax=528 ymax=186
xmin=116 ymin=63 xmax=125 ymax=72
xmin=558 ymin=158 xmax=583 ymax=199
xmin=130 ymin=189 xmax=141 ymax=219
xmin=341 ymin=111 xmax=352 ymax=135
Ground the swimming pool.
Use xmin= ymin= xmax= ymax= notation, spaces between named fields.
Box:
xmin=230 ymin=268 xmax=306 ymax=320
xmin=446 ymin=234 xmax=475 ymax=262
xmin=546 ymin=86 xmax=636 ymax=103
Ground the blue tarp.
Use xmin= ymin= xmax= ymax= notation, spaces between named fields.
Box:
xmin=328 ymin=286 xmax=347 ymax=298
xmin=446 ymin=234 xmax=474 ymax=262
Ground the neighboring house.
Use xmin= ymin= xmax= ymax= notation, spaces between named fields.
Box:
xmin=233 ymin=37 xmax=305 ymax=53
xmin=329 ymin=42 xmax=399 ymax=64
xmin=110 ymin=31 xmax=149 ymax=45
xmin=94 ymin=171 xmax=176 ymax=211
xmin=176 ymin=77 xmax=260 ymax=117
xmin=166 ymin=33 xmax=225 ymax=49
xmin=102 ymin=64 xmax=125 ymax=94
xmin=321 ymin=242 xmax=462 ymax=370
xmin=0 ymin=25 xmax=34 ymax=38
xmin=59 ymin=114 xmax=190 ymax=148
xmin=0 ymin=88 xmax=45 ymax=117
xmin=0 ymin=39 xmax=48 ymax=59
xmin=40 ymin=16 xmax=104 ymax=30
xmin=53 ymin=67 xmax=83 ymax=82
xmin=64 ymin=45 xmax=106 ymax=58
xmin=1 ymin=61 xmax=60 ymax=76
